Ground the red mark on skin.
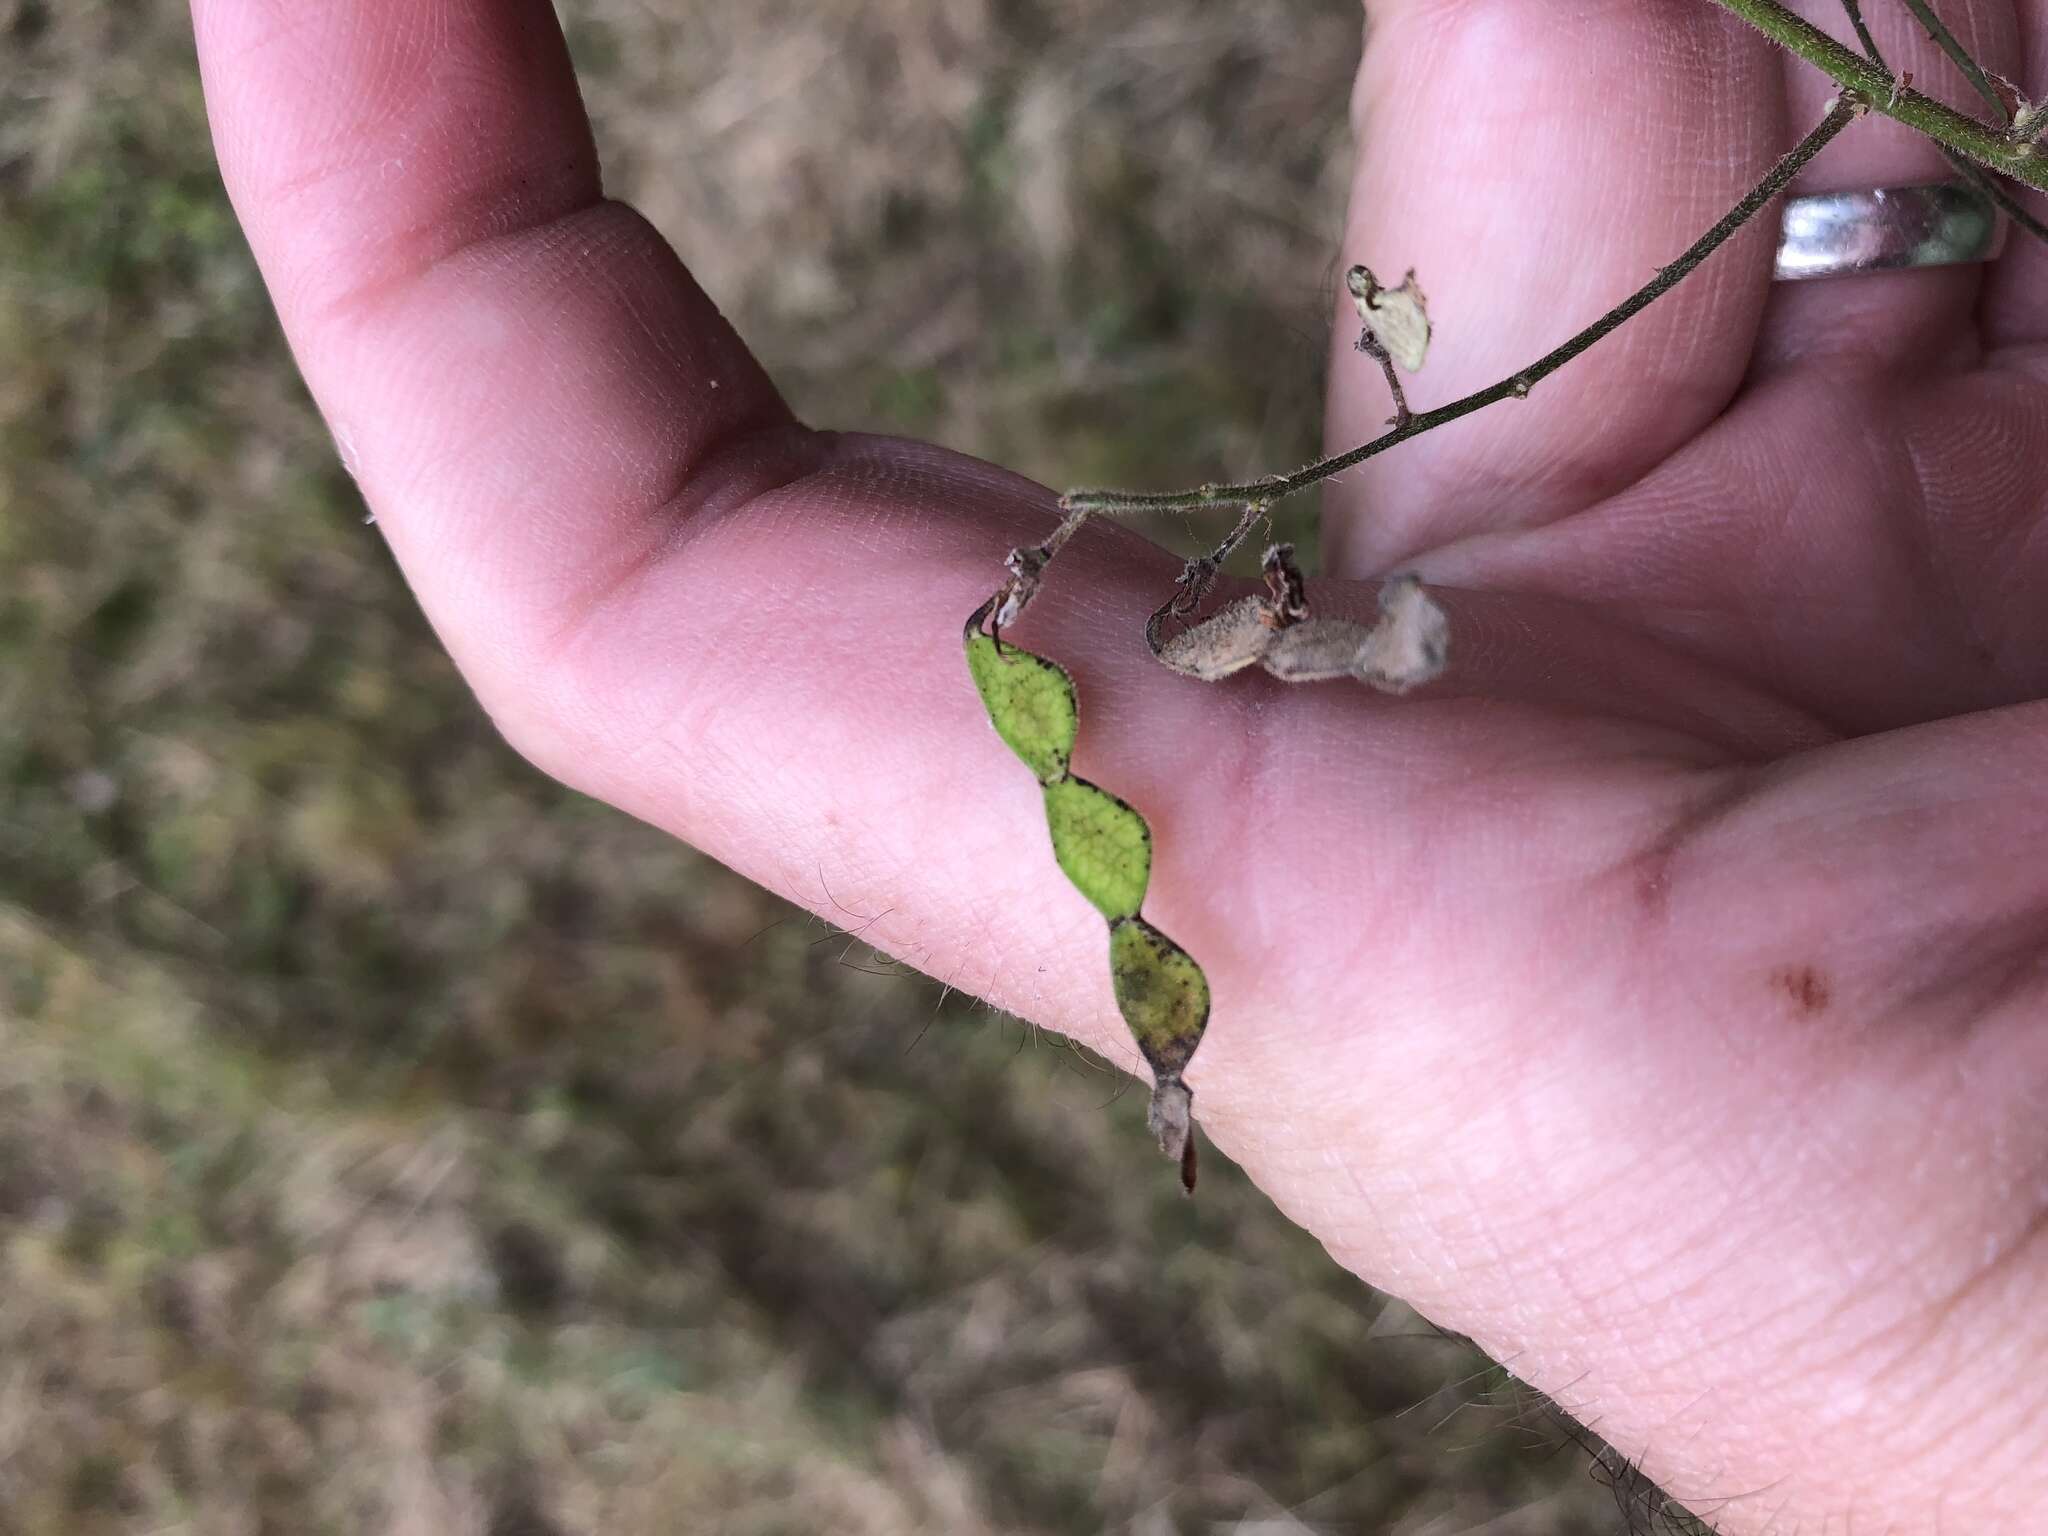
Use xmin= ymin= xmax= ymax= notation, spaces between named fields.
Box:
xmin=1628 ymin=771 xmax=1762 ymax=925
xmin=1771 ymin=965 xmax=1832 ymax=1016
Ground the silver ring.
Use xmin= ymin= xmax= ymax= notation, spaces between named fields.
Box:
xmin=1773 ymin=181 xmax=2004 ymax=281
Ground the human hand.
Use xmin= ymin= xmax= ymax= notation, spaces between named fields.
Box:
xmin=191 ymin=1 xmax=2048 ymax=1529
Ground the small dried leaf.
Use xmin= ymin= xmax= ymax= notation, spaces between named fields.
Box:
xmin=963 ymin=628 xmax=1078 ymax=783
xmin=1260 ymin=618 xmax=1372 ymax=683
xmin=1988 ymin=68 xmax=2026 ymax=121
xmin=1261 ymin=542 xmax=1308 ymax=624
xmin=1356 ymin=574 xmax=1449 ymax=692
xmin=1259 ymin=576 xmax=1448 ymax=692
xmin=1153 ymin=595 xmax=1273 ymax=680
xmin=1043 ymin=777 xmax=1151 ymax=920
xmin=1346 ymin=264 xmax=1431 ymax=372
xmin=1109 ymin=917 xmax=1210 ymax=1081
xmin=1147 ymin=1078 xmax=1198 ymax=1194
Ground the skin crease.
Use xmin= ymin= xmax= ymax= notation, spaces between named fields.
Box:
xmin=189 ymin=0 xmax=2048 ymax=1528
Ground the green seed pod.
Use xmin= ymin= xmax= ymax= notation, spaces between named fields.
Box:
xmin=1043 ymin=778 xmax=1151 ymax=921
xmin=1107 ymin=917 xmax=1209 ymax=1080
xmin=964 ymin=626 xmax=1077 ymax=783
xmin=1108 ymin=917 xmax=1210 ymax=1191
xmin=964 ymin=605 xmax=1210 ymax=1192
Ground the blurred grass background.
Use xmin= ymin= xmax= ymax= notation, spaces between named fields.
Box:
xmin=2 ymin=1 xmax=1662 ymax=1531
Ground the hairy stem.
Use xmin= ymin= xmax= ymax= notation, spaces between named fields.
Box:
xmin=1143 ymin=502 xmax=1267 ymax=654
xmin=1839 ymin=0 xmax=2048 ymax=246
xmin=1064 ymin=95 xmax=1860 ymax=519
xmin=1705 ymin=0 xmax=2048 ymax=187
xmin=1897 ymin=0 xmax=2011 ymax=125
xmin=1357 ymin=331 xmax=1413 ymax=427
xmin=1968 ymin=164 xmax=2048 ymax=243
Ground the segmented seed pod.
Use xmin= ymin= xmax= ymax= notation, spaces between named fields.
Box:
xmin=964 ymin=604 xmax=1210 ymax=1192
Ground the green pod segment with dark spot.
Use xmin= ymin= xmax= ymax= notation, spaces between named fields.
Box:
xmin=1108 ymin=916 xmax=1210 ymax=1081
xmin=963 ymin=625 xmax=1077 ymax=784
xmin=1043 ymin=777 xmax=1151 ymax=921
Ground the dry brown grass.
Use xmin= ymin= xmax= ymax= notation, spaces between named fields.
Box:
xmin=575 ymin=0 xmax=1358 ymax=503
xmin=1 ymin=0 xmax=1635 ymax=1530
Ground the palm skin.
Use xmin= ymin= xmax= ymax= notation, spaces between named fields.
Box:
xmin=193 ymin=0 xmax=2048 ymax=1529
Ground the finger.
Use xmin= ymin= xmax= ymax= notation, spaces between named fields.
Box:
xmin=195 ymin=0 xmax=599 ymax=323
xmin=191 ymin=0 xmax=803 ymax=747
xmin=1322 ymin=0 xmax=1785 ymax=578
xmin=1751 ymin=0 xmax=2021 ymax=375
xmin=1984 ymin=1 xmax=2048 ymax=347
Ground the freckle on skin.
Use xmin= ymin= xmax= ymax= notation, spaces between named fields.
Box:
xmin=1771 ymin=964 xmax=1831 ymax=1016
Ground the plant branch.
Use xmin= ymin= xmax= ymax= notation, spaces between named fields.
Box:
xmin=1839 ymin=0 xmax=2048 ymax=245
xmin=1357 ymin=330 xmax=1413 ymax=427
xmin=1063 ymin=95 xmax=1860 ymax=519
xmin=1840 ymin=0 xmax=1883 ymax=60
xmin=1705 ymin=0 xmax=2048 ymax=187
xmin=1968 ymin=166 xmax=2048 ymax=243
xmin=1896 ymin=0 xmax=2011 ymax=125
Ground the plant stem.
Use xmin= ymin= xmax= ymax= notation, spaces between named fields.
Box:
xmin=1838 ymin=0 xmax=2048 ymax=246
xmin=1143 ymin=502 xmax=1267 ymax=654
xmin=1896 ymin=0 xmax=2011 ymax=125
xmin=1967 ymin=166 xmax=2048 ymax=244
xmin=1064 ymin=96 xmax=1860 ymax=519
xmin=1705 ymin=0 xmax=2048 ymax=187
xmin=1839 ymin=0 xmax=1883 ymax=61
xmin=1357 ymin=331 xmax=1413 ymax=427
